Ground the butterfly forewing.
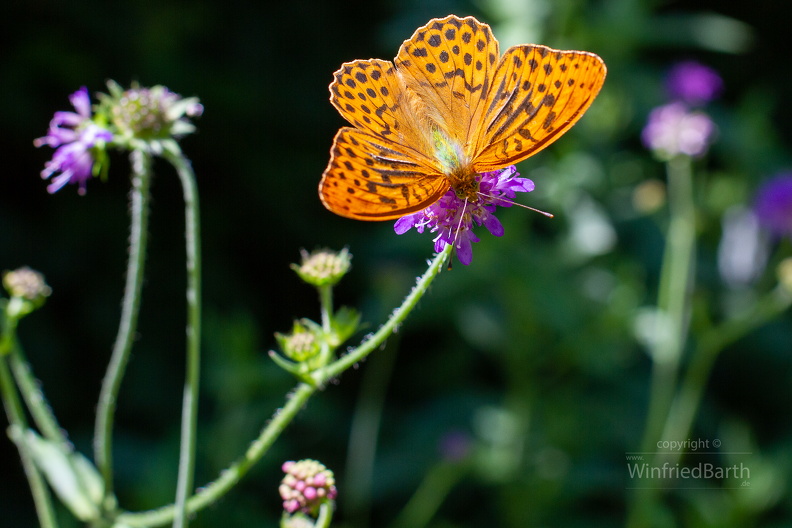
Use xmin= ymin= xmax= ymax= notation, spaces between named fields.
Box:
xmin=329 ymin=59 xmax=427 ymax=152
xmin=320 ymin=127 xmax=449 ymax=220
xmin=395 ymin=15 xmax=500 ymax=157
xmin=472 ymin=45 xmax=606 ymax=170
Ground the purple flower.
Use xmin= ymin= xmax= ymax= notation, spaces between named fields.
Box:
xmin=394 ymin=166 xmax=534 ymax=265
xmin=665 ymin=61 xmax=723 ymax=105
xmin=438 ymin=430 xmax=472 ymax=462
xmin=642 ymin=101 xmax=715 ymax=160
xmin=753 ymin=173 xmax=792 ymax=238
xmin=34 ymin=87 xmax=111 ymax=195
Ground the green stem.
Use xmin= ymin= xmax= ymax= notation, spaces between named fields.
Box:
xmin=116 ymin=382 xmax=317 ymax=527
xmin=629 ymin=156 xmax=696 ymax=528
xmin=389 ymin=460 xmax=468 ymax=528
xmin=318 ymin=285 xmax=333 ymax=367
xmin=314 ymin=502 xmax=334 ymax=528
xmin=2 ymin=307 xmax=67 ymax=449
xmin=116 ymin=245 xmax=451 ymax=527
xmin=345 ymin=335 xmax=399 ymax=527
xmin=94 ymin=148 xmax=153 ymax=503
xmin=319 ymin=285 xmax=333 ymax=334
xmin=313 ymin=244 xmax=451 ymax=384
xmin=661 ymin=285 xmax=792 ymax=453
xmin=639 ymin=155 xmax=696 ymax=452
xmin=0 ymin=355 xmax=59 ymax=528
xmin=8 ymin=341 xmax=69 ymax=448
xmin=165 ymin=151 xmax=202 ymax=528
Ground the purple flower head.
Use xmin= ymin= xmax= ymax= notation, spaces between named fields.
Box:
xmin=34 ymin=87 xmax=111 ymax=195
xmin=642 ymin=101 xmax=715 ymax=160
xmin=665 ymin=61 xmax=723 ymax=106
xmin=753 ymin=173 xmax=792 ymax=238
xmin=394 ymin=166 xmax=534 ymax=265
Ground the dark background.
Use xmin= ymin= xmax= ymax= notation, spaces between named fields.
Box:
xmin=1 ymin=0 xmax=791 ymax=526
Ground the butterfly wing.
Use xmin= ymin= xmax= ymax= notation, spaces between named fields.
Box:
xmin=320 ymin=127 xmax=449 ymax=220
xmin=472 ymin=45 xmax=606 ymax=171
xmin=394 ymin=15 xmax=500 ymax=161
xmin=320 ymin=59 xmax=449 ymax=219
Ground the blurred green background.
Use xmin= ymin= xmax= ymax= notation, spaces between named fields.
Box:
xmin=2 ymin=0 xmax=791 ymax=526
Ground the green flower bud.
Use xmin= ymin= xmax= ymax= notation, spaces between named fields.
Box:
xmin=275 ymin=320 xmax=322 ymax=363
xmin=291 ymin=248 xmax=351 ymax=287
xmin=3 ymin=267 xmax=51 ymax=319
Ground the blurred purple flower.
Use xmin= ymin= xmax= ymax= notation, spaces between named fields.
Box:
xmin=753 ymin=173 xmax=792 ymax=238
xmin=642 ymin=101 xmax=715 ymax=160
xmin=666 ymin=61 xmax=723 ymax=105
xmin=394 ymin=166 xmax=534 ymax=265
xmin=439 ymin=430 xmax=473 ymax=462
xmin=34 ymin=87 xmax=111 ymax=195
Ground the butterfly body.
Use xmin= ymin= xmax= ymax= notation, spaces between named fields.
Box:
xmin=320 ymin=15 xmax=606 ymax=221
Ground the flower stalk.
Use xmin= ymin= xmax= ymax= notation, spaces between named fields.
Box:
xmin=116 ymin=245 xmax=451 ymax=527
xmin=0 ymin=355 xmax=59 ymax=528
xmin=164 ymin=149 xmax=203 ymax=528
xmin=94 ymin=148 xmax=152 ymax=506
xmin=629 ymin=155 xmax=696 ymax=528
xmin=640 ymin=155 xmax=696 ymax=453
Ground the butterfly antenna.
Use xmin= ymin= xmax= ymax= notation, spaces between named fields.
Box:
xmin=477 ymin=191 xmax=554 ymax=218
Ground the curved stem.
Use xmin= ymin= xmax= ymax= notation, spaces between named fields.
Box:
xmin=116 ymin=382 xmax=316 ymax=527
xmin=639 ymin=156 xmax=696 ymax=453
xmin=313 ymin=244 xmax=451 ymax=384
xmin=314 ymin=502 xmax=334 ymax=528
xmin=629 ymin=156 xmax=696 ymax=528
xmin=117 ymin=245 xmax=451 ymax=527
xmin=662 ymin=285 xmax=792 ymax=452
xmin=165 ymin=151 xmax=202 ymax=528
xmin=0 ymin=354 xmax=59 ymax=528
xmin=389 ymin=460 xmax=468 ymax=528
xmin=8 ymin=341 xmax=69 ymax=449
xmin=345 ymin=335 xmax=399 ymax=527
xmin=94 ymin=148 xmax=153 ymax=502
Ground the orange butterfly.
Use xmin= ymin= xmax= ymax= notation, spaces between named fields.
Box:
xmin=319 ymin=15 xmax=606 ymax=221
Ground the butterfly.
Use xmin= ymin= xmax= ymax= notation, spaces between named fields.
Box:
xmin=319 ymin=15 xmax=606 ymax=221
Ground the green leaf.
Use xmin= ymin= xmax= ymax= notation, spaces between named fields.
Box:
xmin=329 ymin=306 xmax=361 ymax=347
xmin=21 ymin=430 xmax=105 ymax=522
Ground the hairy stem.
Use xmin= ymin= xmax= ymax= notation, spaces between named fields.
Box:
xmin=8 ymin=342 xmax=69 ymax=449
xmin=314 ymin=244 xmax=451 ymax=383
xmin=0 ymin=354 xmax=59 ymax=528
xmin=166 ymin=150 xmax=203 ymax=528
xmin=94 ymin=148 xmax=152 ymax=503
xmin=117 ymin=245 xmax=451 ymax=526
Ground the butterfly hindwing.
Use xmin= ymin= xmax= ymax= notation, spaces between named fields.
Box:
xmin=320 ymin=127 xmax=448 ymax=220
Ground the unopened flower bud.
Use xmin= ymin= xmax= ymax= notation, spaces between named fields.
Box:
xmin=291 ymin=248 xmax=351 ymax=287
xmin=3 ymin=268 xmax=51 ymax=301
xmin=279 ymin=459 xmax=337 ymax=516
xmin=3 ymin=267 xmax=51 ymax=319
xmin=276 ymin=321 xmax=322 ymax=363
